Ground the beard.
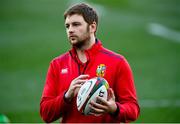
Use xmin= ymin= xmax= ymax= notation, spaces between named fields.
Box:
xmin=72 ymin=35 xmax=90 ymax=49
xmin=69 ymin=26 xmax=91 ymax=50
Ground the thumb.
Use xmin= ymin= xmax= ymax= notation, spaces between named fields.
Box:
xmin=107 ymin=88 xmax=115 ymax=101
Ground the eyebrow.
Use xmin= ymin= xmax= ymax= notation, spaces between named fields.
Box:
xmin=65 ymin=21 xmax=82 ymax=26
xmin=65 ymin=21 xmax=81 ymax=24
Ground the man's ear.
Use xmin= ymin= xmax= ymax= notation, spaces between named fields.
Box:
xmin=90 ymin=21 xmax=97 ymax=33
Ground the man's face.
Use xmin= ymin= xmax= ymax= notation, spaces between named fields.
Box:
xmin=65 ymin=14 xmax=91 ymax=49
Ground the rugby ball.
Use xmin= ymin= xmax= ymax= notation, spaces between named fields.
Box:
xmin=76 ymin=77 xmax=109 ymax=115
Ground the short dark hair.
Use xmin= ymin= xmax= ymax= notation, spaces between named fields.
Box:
xmin=64 ymin=3 xmax=98 ymax=26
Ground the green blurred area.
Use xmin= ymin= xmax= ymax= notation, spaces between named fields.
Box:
xmin=0 ymin=0 xmax=180 ymax=122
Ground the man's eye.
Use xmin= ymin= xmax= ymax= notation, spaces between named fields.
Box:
xmin=73 ymin=23 xmax=81 ymax=26
xmin=65 ymin=25 xmax=69 ymax=29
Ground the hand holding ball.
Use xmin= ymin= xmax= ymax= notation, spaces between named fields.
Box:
xmin=76 ymin=77 xmax=109 ymax=115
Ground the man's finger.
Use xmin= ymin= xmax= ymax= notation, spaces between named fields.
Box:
xmin=107 ymin=88 xmax=115 ymax=101
xmin=75 ymin=79 xmax=88 ymax=84
xmin=76 ymin=74 xmax=89 ymax=80
xmin=90 ymin=100 xmax=107 ymax=110
xmin=96 ymin=96 xmax=108 ymax=106
xmin=88 ymin=112 xmax=102 ymax=116
xmin=89 ymin=103 xmax=105 ymax=114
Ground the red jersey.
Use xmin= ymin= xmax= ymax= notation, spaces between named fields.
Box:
xmin=40 ymin=40 xmax=140 ymax=123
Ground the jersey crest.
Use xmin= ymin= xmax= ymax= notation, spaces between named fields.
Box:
xmin=96 ymin=64 xmax=106 ymax=77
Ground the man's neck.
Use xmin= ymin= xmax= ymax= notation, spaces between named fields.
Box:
xmin=76 ymin=36 xmax=96 ymax=63
xmin=79 ymin=36 xmax=96 ymax=50
xmin=76 ymin=50 xmax=87 ymax=63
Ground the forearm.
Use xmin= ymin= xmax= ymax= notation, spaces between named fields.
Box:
xmin=111 ymin=101 xmax=140 ymax=123
xmin=40 ymin=91 xmax=70 ymax=123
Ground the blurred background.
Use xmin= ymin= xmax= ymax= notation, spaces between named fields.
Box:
xmin=0 ymin=0 xmax=180 ymax=122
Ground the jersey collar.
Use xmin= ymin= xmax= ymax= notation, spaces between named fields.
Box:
xmin=69 ymin=39 xmax=102 ymax=64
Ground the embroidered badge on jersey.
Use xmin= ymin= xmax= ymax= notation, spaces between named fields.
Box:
xmin=96 ymin=64 xmax=106 ymax=77
xmin=61 ymin=68 xmax=68 ymax=74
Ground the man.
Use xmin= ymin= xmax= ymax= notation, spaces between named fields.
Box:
xmin=40 ymin=3 xmax=140 ymax=123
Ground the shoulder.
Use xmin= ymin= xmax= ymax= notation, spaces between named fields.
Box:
xmin=99 ymin=47 xmax=132 ymax=73
xmin=50 ymin=52 xmax=70 ymax=65
xmin=100 ymin=47 xmax=133 ymax=72
xmin=99 ymin=47 xmax=125 ymax=61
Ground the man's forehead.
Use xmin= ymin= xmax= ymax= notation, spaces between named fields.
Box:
xmin=65 ymin=14 xmax=85 ymax=23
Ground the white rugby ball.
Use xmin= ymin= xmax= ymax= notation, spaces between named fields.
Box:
xmin=76 ymin=77 xmax=109 ymax=115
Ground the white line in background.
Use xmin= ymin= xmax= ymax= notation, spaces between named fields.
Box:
xmin=140 ymin=99 xmax=180 ymax=108
xmin=148 ymin=23 xmax=180 ymax=43
xmin=67 ymin=0 xmax=107 ymax=17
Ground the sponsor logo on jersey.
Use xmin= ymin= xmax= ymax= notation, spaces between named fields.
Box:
xmin=61 ymin=68 xmax=68 ymax=74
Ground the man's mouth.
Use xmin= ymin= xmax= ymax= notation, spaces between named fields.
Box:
xmin=70 ymin=36 xmax=76 ymax=38
xmin=69 ymin=35 xmax=77 ymax=40
xmin=69 ymin=34 xmax=77 ymax=37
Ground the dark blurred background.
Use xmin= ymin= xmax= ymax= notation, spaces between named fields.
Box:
xmin=0 ymin=0 xmax=180 ymax=122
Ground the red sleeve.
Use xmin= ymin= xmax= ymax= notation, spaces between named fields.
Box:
xmin=40 ymin=61 xmax=71 ymax=123
xmin=107 ymin=57 xmax=140 ymax=122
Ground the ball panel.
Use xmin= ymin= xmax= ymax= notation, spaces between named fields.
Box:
xmin=76 ymin=78 xmax=96 ymax=111
xmin=83 ymin=85 xmax=108 ymax=115
xmin=89 ymin=77 xmax=108 ymax=97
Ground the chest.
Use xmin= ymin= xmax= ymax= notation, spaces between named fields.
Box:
xmin=57 ymin=57 xmax=118 ymax=92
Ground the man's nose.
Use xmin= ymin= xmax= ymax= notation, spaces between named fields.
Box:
xmin=68 ymin=25 xmax=74 ymax=34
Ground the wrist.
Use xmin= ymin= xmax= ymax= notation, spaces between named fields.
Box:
xmin=110 ymin=103 xmax=119 ymax=116
xmin=64 ymin=91 xmax=73 ymax=103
